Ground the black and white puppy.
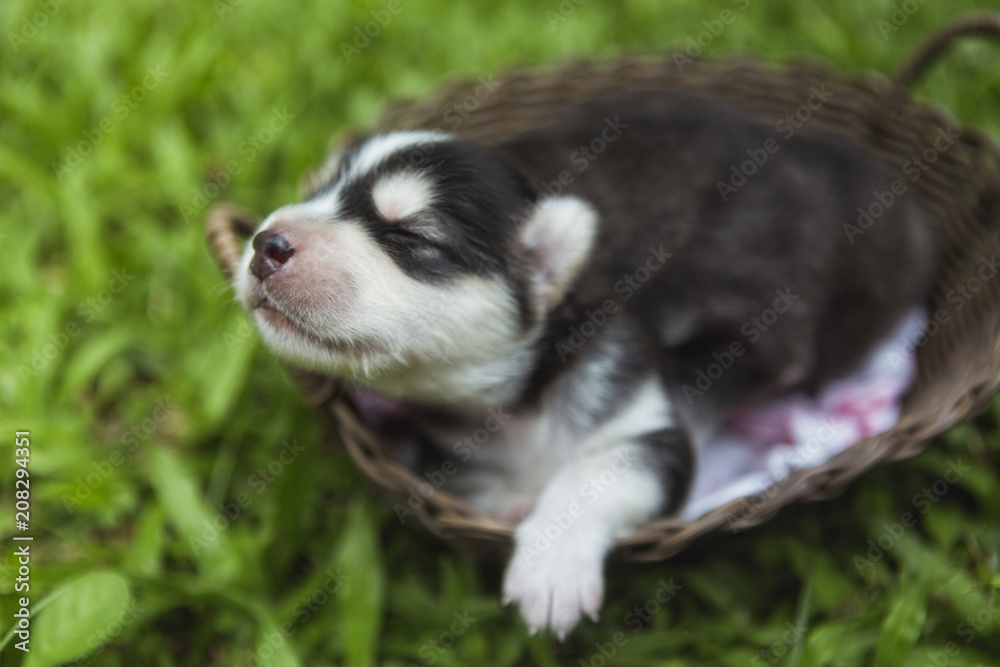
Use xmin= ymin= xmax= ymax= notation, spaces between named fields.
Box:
xmin=233 ymin=90 xmax=935 ymax=637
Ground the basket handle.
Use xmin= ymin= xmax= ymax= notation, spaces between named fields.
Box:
xmin=205 ymin=204 xmax=260 ymax=281
xmin=891 ymin=14 xmax=1000 ymax=97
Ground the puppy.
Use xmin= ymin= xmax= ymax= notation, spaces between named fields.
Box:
xmin=232 ymin=90 xmax=935 ymax=637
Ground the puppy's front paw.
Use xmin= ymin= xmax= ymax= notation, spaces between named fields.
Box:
xmin=502 ymin=524 xmax=605 ymax=639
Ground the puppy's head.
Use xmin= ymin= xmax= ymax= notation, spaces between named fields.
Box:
xmin=235 ymin=131 xmax=597 ymax=398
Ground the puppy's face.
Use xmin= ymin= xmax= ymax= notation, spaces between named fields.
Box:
xmin=234 ymin=131 xmax=597 ymax=398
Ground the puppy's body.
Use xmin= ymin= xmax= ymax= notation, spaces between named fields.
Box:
xmin=498 ymin=92 xmax=934 ymax=426
xmin=233 ymin=90 xmax=935 ymax=637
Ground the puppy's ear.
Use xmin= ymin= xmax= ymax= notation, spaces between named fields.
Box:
xmin=518 ymin=195 xmax=598 ymax=307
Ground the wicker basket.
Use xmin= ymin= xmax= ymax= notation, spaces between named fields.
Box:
xmin=206 ymin=16 xmax=1000 ymax=561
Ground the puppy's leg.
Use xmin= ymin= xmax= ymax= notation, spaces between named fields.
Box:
xmin=502 ymin=428 xmax=691 ymax=638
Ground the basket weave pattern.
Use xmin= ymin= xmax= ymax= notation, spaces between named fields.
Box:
xmin=207 ymin=17 xmax=1000 ymax=561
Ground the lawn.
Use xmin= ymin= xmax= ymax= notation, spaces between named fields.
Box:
xmin=2 ymin=0 xmax=1000 ymax=665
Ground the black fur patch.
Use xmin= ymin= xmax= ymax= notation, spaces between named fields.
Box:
xmin=494 ymin=89 xmax=936 ymax=426
xmin=309 ymin=138 xmax=540 ymax=330
xmin=640 ymin=428 xmax=695 ymax=514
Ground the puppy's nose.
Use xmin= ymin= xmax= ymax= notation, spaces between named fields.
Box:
xmin=250 ymin=230 xmax=295 ymax=281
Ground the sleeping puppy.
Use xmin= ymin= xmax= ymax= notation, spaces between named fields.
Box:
xmin=232 ymin=90 xmax=936 ymax=638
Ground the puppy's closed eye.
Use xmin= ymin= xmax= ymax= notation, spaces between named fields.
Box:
xmin=390 ymin=218 xmax=452 ymax=246
xmin=381 ymin=227 xmax=427 ymax=243
xmin=378 ymin=225 xmax=460 ymax=278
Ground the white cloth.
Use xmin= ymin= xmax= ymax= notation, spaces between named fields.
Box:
xmin=680 ymin=308 xmax=925 ymax=520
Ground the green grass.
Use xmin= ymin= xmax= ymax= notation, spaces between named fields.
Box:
xmin=2 ymin=0 xmax=1000 ymax=664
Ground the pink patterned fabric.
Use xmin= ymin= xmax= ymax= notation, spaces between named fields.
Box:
xmin=680 ymin=308 xmax=925 ymax=519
